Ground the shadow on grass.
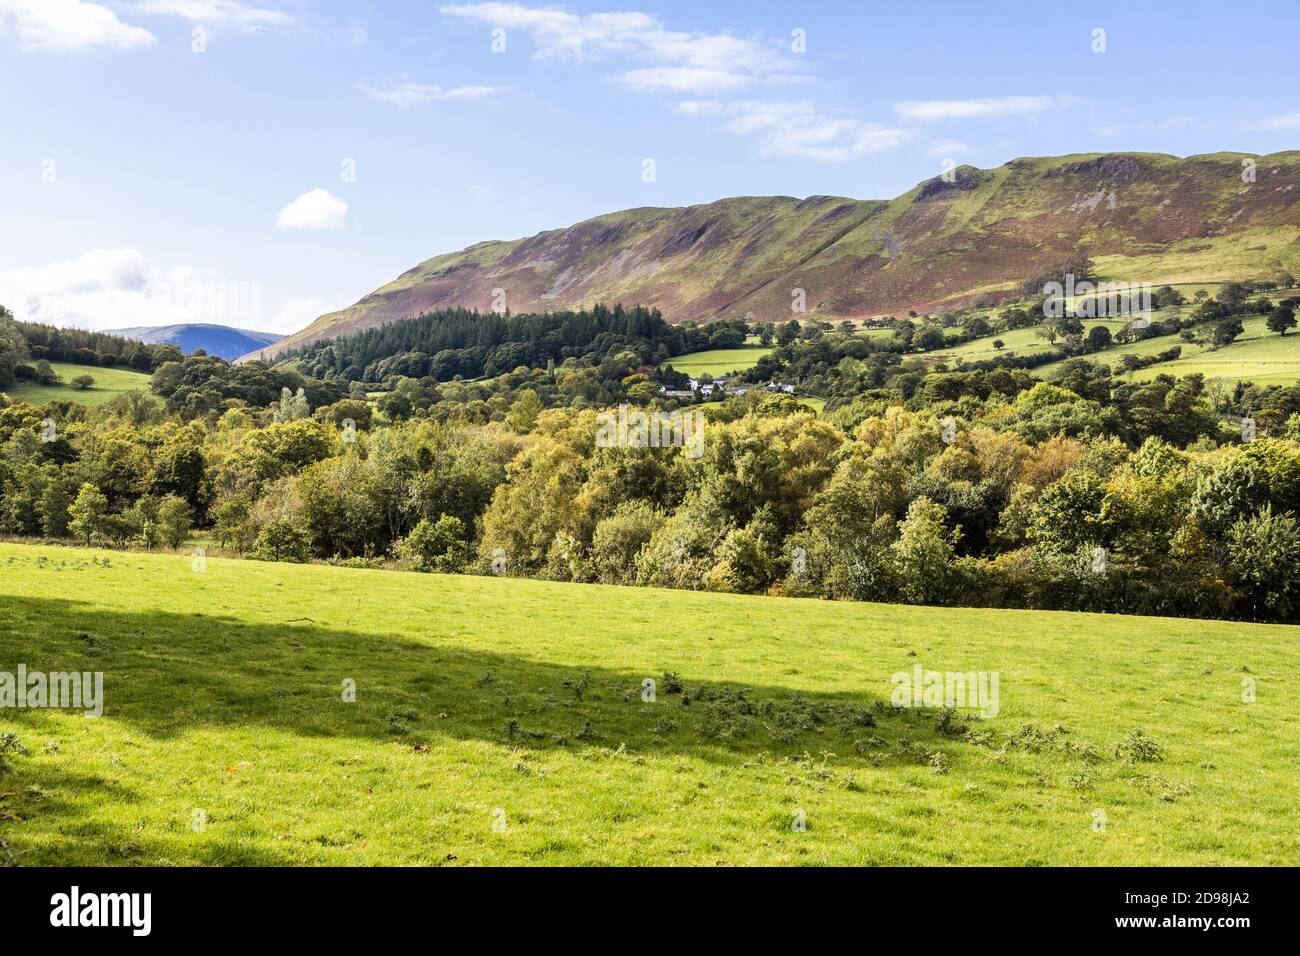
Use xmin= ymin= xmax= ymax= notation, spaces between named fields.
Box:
xmin=0 ymin=595 xmax=977 ymax=755
xmin=1 ymin=595 xmax=983 ymax=862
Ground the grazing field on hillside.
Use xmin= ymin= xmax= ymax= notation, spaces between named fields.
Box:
xmin=0 ymin=542 xmax=1295 ymax=866
xmin=4 ymin=362 xmax=153 ymax=407
xmin=1033 ymin=315 xmax=1300 ymax=385
xmin=1127 ymin=318 xmax=1300 ymax=385
xmin=662 ymin=345 xmax=772 ymax=378
xmin=930 ymin=319 xmax=1132 ymax=363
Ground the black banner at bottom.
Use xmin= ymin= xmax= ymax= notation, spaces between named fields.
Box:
xmin=0 ymin=866 xmax=1281 ymax=941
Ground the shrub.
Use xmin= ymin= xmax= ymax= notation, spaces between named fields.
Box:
xmin=251 ymin=518 xmax=311 ymax=563
xmin=398 ymin=514 xmax=467 ymax=573
xmin=1226 ymin=506 xmax=1300 ymax=621
xmin=157 ymin=495 xmax=192 ymax=550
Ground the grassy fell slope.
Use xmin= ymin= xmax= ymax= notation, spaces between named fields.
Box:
xmin=1 ymin=542 xmax=1295 ymax=866
xmin=4 ymin=362 xmax=154 ymax=408
xmin=250 ymin=151 xmax=1300 ymax=362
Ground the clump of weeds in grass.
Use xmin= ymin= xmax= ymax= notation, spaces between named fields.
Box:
xmin=759 ymin=695 xmax=875 ymax=744
xmin=1115 ymin=729 xmax=1163 ymax=763
xmin=0 ymin=733 xmax=29 ymax=777
xmin=511 ymin=752 xmax=541 ymax=776
xmin=840 ymin=773 xmax=866 ymax=792
xmin=697 ymin=687 xmax=757 ymax=740
xmin=661 ymin=671 xmax=684 ymax=694
xmin=1066 ymin=767 xmax=1095 ymax=791
xmin=1127 ymin=774 xmax=1191 ymax=802
xmin=563 ymin=671 xmax=591 ymax=701
xmin=1002 ymin=722 xmax=1066 ymax=753
xmin=852 ymin=735 xmax=887 ymax=754
xmin=892 ymin=737 xmax=944 ymax=769
xmin=75 ymin=632 xmax=113 ymax=657
xmin=934 ymin=707 xmax=971 ymax=737
xmin=782 ymin=751 xmax=838 ymax=786
xmin=386 ymin=710 xmax=418 ymax=736
xmin=1063 ymin=740 xmax=1104 ymax=763
xmin=761 ymin=694 xmax=818 ymax=742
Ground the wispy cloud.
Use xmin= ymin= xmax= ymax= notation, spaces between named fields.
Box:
xmin=678 ymin=100 xmax=907 ymax=162
xmin=1250 ymin=112 xmax=1300 ymax=130
xmin=358 ymin=81 xmax=509 ymax=108
xmin=927 ymin=138 xmax=970 ymax=158
xmin=894 ymin=96 xmax=1058 ymax=123
xmin=613 ymin=66 xmax=757 ymax=96
xmin=440 ymin=2 xmax=792 ymax=95
xmin=441 ymin=3 xmax=900 ymax=162
xmin=0 ymin=0 xmax=155 ymax=53
xmin=132 ymin=0 xmax=293 ymax=30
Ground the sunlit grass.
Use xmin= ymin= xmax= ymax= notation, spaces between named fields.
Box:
xmin=4 ymin=362 xmax=153 ymax=408
xmin=1 ymin=541 xmax=1295 ymax=866
xmin=661 ymin=346 xmax=772 ymax=378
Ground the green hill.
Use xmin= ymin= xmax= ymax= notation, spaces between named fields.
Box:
xmin=1123 ymin=317 xmax=1300 ymax=386
xmin=1 ymin=541 xmax=1294 ymax=866
xmin=251 ymin=151 xmax=1300 ymax=362
xmin=4 ymin=362 xmax=153 ymax=407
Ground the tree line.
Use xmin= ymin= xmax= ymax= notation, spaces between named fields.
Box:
xmin=0 ymin=306 xmax=183 ymax=389
xmin=1 ymin=333 xmax=1298 ymax=623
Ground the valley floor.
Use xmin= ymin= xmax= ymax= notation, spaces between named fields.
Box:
xmin=0 ymin=542 xmax=1295 ymax=865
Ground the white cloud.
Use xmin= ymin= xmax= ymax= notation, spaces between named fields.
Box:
xmin=613 ymin=66 xmax=755 ymax=96
xmin=440 ymin=2 xmax=794 ymax=95
xmin=927 ymin=138 xmax=970 ymax=158
xmin=132 ymin=0 xmax=292 ymax=29
xmin=468 ymin=184 xmax=496 ymax=200
xmin=442 ymin=4 xmax=908 ymax=161
xmin=894 ymin=96 xmax=1057 ymax=124
xmin=0 ymin=0 xmax=155 ymax=52
xmin=0 ymin=248 xmax=266 ymax=331
xmin=358 ymin=81 xmax=508 ymax=108
xmin=679 ymin=99 xmax=907 ymax=162
xmin=266 ymin=296 xmax=338 ymax=335
xmin=1251 ymin=112 xmax=1300 ymax=130
xmin=275 ymin=189 xmax=349 ymax=230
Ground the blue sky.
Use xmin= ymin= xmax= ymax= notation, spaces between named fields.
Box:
xmin=1 ymin=0 xmax=1297 ymax=334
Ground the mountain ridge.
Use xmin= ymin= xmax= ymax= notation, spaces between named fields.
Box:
xmin=247 ymin=150 xmax=1300 ymax=362
xmin=113 ymin=323 xmax=283 ymax=361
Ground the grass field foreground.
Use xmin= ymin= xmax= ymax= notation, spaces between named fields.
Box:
xmin=0 ymin=542 xmax=1295 ymax=866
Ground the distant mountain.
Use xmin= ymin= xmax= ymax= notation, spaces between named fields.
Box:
xmin=110 ymin=323 xmax=283 ymax=361
xmin=246 ymin=151 xmax=1300 ymax=363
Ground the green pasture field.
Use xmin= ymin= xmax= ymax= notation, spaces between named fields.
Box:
xmin=0 ymin=542 xmax=1295 ymax=866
